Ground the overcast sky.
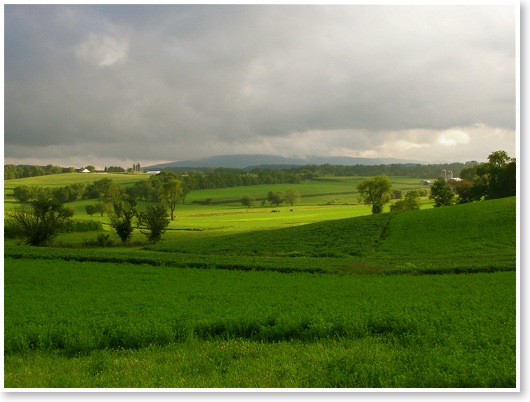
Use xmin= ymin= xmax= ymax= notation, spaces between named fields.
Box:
xmin=3 ymin=4 xmax=517 ymax=169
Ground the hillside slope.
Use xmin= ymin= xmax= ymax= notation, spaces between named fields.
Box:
xmin=380 ymin=197 xmax=515 ymax=253
xmin=148 ymin=212 xmax=394 ymax=258
xmin=4 ymin=196 xmax=516 ymax=275
xmin=147 ymin=197 xmax=516 ymax=272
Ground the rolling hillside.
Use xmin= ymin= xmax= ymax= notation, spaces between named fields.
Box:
xmin=146 ymin=196 xmax=516 ymax=273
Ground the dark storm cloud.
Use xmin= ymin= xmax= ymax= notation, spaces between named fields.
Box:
xmin=4 ymin=4 xmax=516 ymax=166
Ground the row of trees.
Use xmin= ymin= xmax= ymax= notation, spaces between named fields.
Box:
xmin=4 ymin=164 xmax=132 ymax=180
xmin=6 ymin=160 xmax=473 ymax=184
xmin=4 ymin=164 xmax=77 ymax=180
xmin=8 ymin=175 xmax=186 ymax=246
xmin=357 ymin=151 xmax=516 ymax=213
xmin=13 ymin=183 xmax=87 ymax=204
xmin=6 ymin=194 xmax=171 ymax=246
xmin=162 ymin=162 xmax=472 ymax=181
xmin=429 ymin=150 xmax=516 ymax=207
xmin=240 ymin=189 xmax=301 ymax=210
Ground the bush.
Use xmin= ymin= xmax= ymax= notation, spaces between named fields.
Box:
xmin=4 ymin=221 xmax=24 ymax=239
xmin=60 ymin=220 xmax=103 ymax=233
xmin=390 ymin=190 xmax=421 ymax=213
xmin=84 ymin=234 xmax=114 ymax=247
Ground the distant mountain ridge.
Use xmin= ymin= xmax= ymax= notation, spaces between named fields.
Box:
xmin=144 ymin=154 xmax=427 ymax=170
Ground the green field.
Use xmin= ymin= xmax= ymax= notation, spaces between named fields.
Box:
xmin=4 ymin=260 xmax=515 ymax=388
xmin=3 ymin=174 xmax=518 ymax=388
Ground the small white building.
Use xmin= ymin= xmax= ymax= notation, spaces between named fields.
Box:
xmin=146 ymin=171 xmax=161 ymax=175
xmin=78 ymin=168 xmax=91 ymax=173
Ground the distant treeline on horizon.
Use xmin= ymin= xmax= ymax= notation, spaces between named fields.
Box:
xmin=4 ymin=161 xmax=476 ymax=182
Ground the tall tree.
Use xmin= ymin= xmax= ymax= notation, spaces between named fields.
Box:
xmin=356 ymin=175 xmax=392 ymax=214
xmin=284 ymin=188 xmax=300 ymax=206
xmin=109 ymin=195 xmax=137 ymax=243
xmin=160 ymin=179 xmax=183 ymax=220
xmin=458 ymin=150 xmax=516 ymax=200
xmin=429 ymin=178 xmax=454 ymax=207
xmin=267 ymin=191 xmax=284 ymax=207
xmin=485 ymin=150 xmax=516 ymax=199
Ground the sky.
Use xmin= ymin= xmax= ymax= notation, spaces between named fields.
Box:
xmin=3 ymin=3 xmax=518 ymax=169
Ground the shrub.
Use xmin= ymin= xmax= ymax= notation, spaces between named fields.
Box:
xmin=60 ymin=220 xmax=103 ymax=233
xmin=84 ymin=234 xmax=113 ymax=247
xmin=390 ymin=190 xmax=421 ymax=213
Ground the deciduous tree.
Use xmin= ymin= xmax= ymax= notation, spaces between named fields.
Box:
xmin=109 ymin=195 xmax=137 ymax=243
xmin=160 ymin=179 xmax=183 ymax=220
xmin=13 ymin=185 xmax=34 ymax=204
xmin=267 ymin=191 xmax=284 ymax=207
xmin=85 ymin=204 xmax=97 ymax=216
xmin=241 ymin=195 xmax=255 ymax=210
xmin=429 ymin=178 xmax=454 ymax=207
xmin=357 ymin=175 xmax=392 ymax=214
xmin=390 ymin=190 xmax=421 ymax=212
xmin=136 ymin=205 xmax=170 ymax=242
xmin=284 ymin=188 xmax=300 ymax=206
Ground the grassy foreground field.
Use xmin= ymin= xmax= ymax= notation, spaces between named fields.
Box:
xmin=3 ymin=174 xmax=517 ymax=388
xmin=4 ymin=260 xmax=515 ymax=388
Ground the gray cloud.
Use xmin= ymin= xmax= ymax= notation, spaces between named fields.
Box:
xmin=4 ymin=4 xmax=516 ymax=167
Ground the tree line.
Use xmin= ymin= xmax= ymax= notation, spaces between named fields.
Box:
xmin=4 ymin=164 xmax=128 ymax=180
xmin=357 ymin=150 xmax=516 ymax=213
xmin=7 ymin=174 xmax=180 ymax=246
xmin=5 ymin=160 xmax=474 ymax=184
